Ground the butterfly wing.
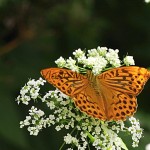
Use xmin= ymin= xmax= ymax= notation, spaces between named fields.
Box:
xmin=41 ymin=68 xmax=107 ymax=120
xmin=41 ymin=68 xmax=87 ymax=96
xmin=97 ymin=66 xmax=150 ymax=120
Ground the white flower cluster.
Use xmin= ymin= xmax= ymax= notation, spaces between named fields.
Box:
xmin=16 ymin=47 xmax=142 ymax=150
xmin=55 ymin=47 xmax=135 ymax=75
xmin=128 ymin=117 xmax=143 ymax=147
xmin=20 ymin=106 xmax=47 ymax=136
xmin=17 ymin=87 xmax=143 ymax=149
xmin=16 ymin=77 xmax=46 ymax=105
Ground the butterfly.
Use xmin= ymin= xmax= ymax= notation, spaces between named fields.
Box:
xmin=41 ymin=66 xmax=150 ymax=121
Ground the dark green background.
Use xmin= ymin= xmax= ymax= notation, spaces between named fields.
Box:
xmin=0 ymin=0 xmax=150 ymax=149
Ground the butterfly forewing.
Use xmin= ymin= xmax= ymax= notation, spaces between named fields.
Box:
xmin=97 ymin=66 xmax=149 ymax=120
xmin=99 ymin=66 xmax=149 ymax=95
xmin=41 ymin=68 xmax=89 ymax=96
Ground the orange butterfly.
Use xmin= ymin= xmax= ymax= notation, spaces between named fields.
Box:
xmin=41 ymin=66 xmax=150 ymax=121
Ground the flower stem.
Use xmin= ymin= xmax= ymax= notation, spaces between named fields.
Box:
xmin=59 ymin=141 xmax=66 ymax=150
xmin=86 ymin=131 xmax=95 ymax=143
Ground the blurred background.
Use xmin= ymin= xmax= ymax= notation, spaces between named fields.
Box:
xmin=0 ymin=0 xmax=150 ymax=149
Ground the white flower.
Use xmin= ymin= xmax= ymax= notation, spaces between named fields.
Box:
xmin=73 ymin=48 xmax=85 ymax=58
xmin=93 ymin=138 xmax=101 ymax=147
xmin=77 ymin=55 xmax=87 ymax=64
xmin=92 ymin=56 xmax=108 ymax=75
xmin=47 ymin=101 xmax=55 ymax=109
xmin=64 ymin=134 xmax=78 ymax=145
xmin=20 ymin=85 xmax=30 ymax=95
xmin=30 ymin=87 xmax=40 ymax=99
xmin=145 ymin=0 xmax=150 ymax=3
xmin=84 ymin=56 xmax=97 ymax=68
xmin=36 ymin=77 xmax=46 ymax=86
xmin=27 ymin=79 xmax=36 ymax=86
xmin=28 ymin=126 xmax=39 ymax=136
xmin=95 ymin=126 xmax=101 ymax=134
xmin=55 ymin=125 xmax=61 ymax=131
xmin=145 ymin=144 xmax=150 ymax=150
xmin=65 ymin=57 xmax=79 ymax=72
xmin=106 ymin=49 xmax=121 ymax=67
xmin=123 ymin=56 xmax=135 ymax=66
xmin=87 ymin=48 xmax=99 ymax=57
xmin=55 ymin=56 xmax=66 ymax=68
xmin=97 ymin=46 xmax=107 ymax=56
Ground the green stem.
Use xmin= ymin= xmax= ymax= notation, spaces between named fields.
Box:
xmin=59 ymin=141 xmax=66 ymax=150
xmin=86 ymin=131 xmax=95 ymax=143
xmin=87 ymin=140 xmax=91 ymax=150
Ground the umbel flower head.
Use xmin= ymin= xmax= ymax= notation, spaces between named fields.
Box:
xmin=16 ymin=46 xmax=145 ymax=150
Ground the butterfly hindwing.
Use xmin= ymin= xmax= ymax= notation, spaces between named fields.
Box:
xmin=72 ymin=85 xmax=107 ymax=120
xmin=100 ymin=89 xmax=137 ymax=120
